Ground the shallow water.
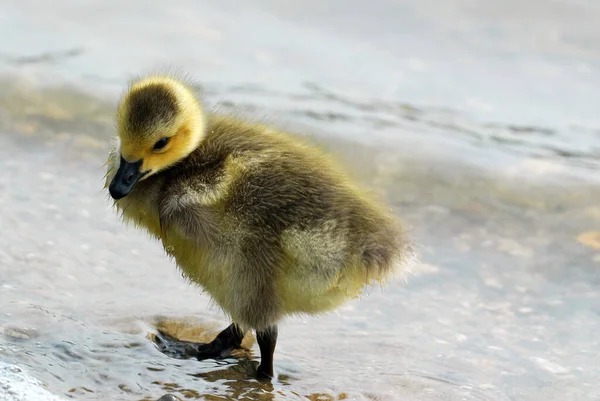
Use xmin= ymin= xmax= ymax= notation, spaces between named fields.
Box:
xmin=1 ymin=1 xmax=600 ymax=400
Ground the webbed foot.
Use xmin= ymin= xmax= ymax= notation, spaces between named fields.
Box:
xmin=256 ymin=363 xmax=274 ymax=381
xmin=154 ymin=323 xmax=245 ymax=361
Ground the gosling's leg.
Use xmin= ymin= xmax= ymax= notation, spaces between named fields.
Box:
xmin=256 ymin=325 xmax=278 ymax=380
xmin=156 ymin=323 xmax=245 ymax=360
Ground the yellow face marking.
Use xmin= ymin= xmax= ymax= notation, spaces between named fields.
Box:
xmin=142 ymin=126 xmax=191 ymax=174
xmin=115 ymin=75 xmax=207 ymax=179
xmin=117 ymin=124 xmax=192 ymax=177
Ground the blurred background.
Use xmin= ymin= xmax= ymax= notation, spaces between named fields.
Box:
xmin=0 ymin=0 xmax=599 ymax=400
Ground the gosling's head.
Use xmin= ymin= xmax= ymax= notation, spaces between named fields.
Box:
xmin=109 ymin=75 xmax=206 ymax=200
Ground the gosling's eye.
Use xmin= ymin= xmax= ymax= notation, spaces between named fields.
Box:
xmin=153 ymin=137 xmax=169 ymax=151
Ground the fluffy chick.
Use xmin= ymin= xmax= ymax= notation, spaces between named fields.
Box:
xmin=105 ymin=74 xmax=415 ymax=380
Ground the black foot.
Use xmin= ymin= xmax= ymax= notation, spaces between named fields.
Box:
xmin=256 ymin=363 xmax=274 ymax=381
xmin=154 ymin=323 xmax=245 ymax=361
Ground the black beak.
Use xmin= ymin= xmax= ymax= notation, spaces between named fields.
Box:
xmin=109 ymin=156 xmax=144 ymax=200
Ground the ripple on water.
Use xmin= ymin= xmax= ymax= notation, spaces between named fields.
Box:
xmin=0 ymin=360 xmax=67 ymax=401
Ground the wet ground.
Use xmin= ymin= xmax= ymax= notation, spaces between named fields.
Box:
xmin=1 ymin=1 xmax=600 ymax=400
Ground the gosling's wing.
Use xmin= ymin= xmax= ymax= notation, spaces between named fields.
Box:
xmin=157 ymin=188 xmax=220 ymax=246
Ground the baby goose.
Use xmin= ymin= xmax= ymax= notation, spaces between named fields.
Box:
xmin=105 ymin=74 xmax=414 ymax=380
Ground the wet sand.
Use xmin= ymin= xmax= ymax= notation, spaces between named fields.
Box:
xmin=1 ymin=1 xmax=600 ymax=400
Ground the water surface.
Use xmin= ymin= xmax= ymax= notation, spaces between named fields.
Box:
xmin=1 ymin=1 xmax=600 ymax=400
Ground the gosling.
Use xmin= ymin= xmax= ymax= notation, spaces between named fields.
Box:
xmin=104 ymin=74 xmax=414 ymax=380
